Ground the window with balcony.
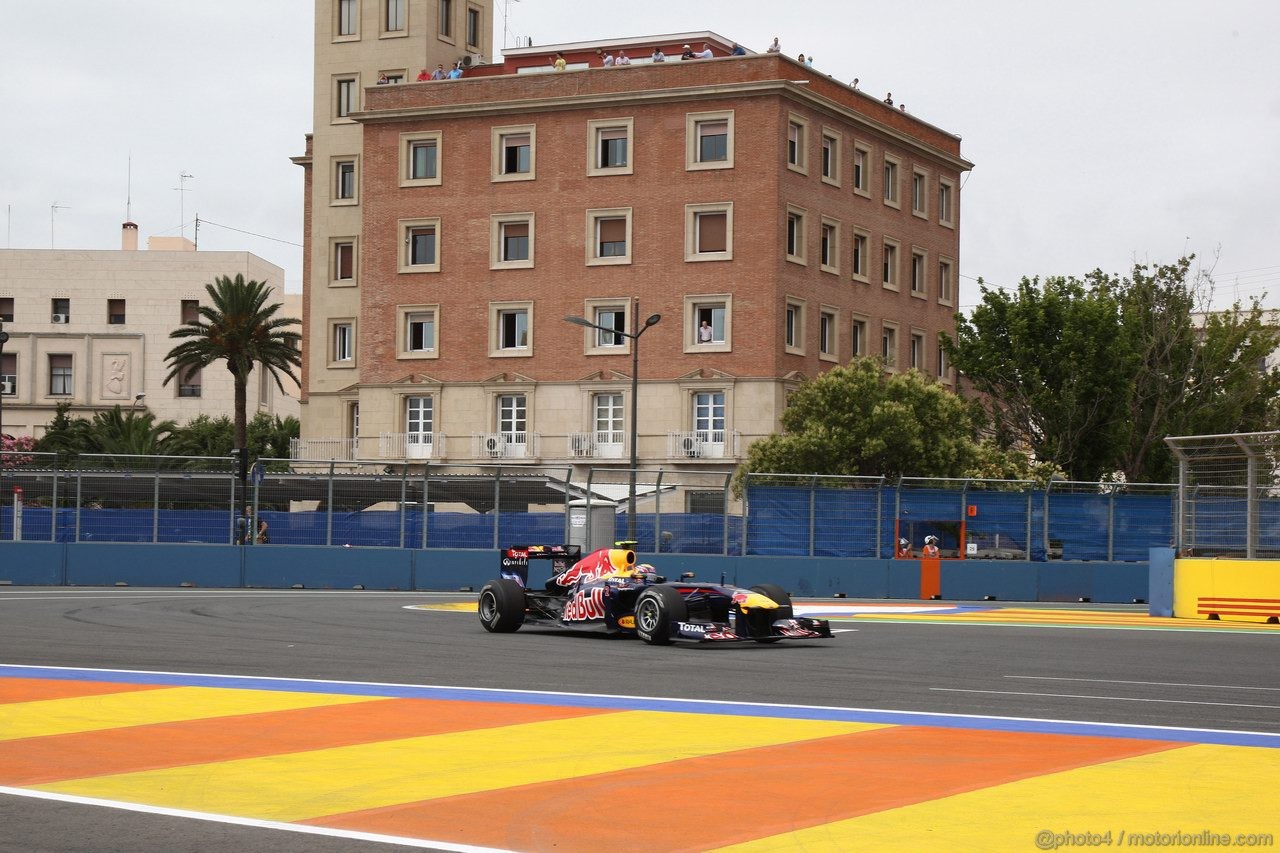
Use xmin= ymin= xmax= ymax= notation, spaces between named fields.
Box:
xmin=594 ymin=393 xmax=624 ymax=446
xmin=693 ymin=391 xmax=727 ymax=446
xmin=497 ymin=393 xmax=526 ymax=438
xmin=407 ymin=395 xmax=434 ymax=440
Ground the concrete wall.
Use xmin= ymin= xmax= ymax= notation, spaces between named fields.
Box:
xmin=1 ymin=543 xmax=1148 ymax=602
xmin=1171 ymin=557 xmax=1280 ymax=623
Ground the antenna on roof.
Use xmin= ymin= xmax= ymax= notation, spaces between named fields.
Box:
xmin=172 ymin=171 xmax=194 ymax=240
xmin=126 ymin=153 xmax=133 ymax=222
xmin=501 ymin=0 xmax=520 ymax=49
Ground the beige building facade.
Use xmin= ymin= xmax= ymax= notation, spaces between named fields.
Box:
xmin=0 ymin=228 xmax=299 ymax=440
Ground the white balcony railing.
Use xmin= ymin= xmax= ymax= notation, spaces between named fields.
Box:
xmin=568 ymin=430 xmax=625 ymax=459
xmin=667 ymin=430 xmax=740 ymax=459
xmin=290 ymin=437 xmax=358 ymax=461
xmin=379 ymin=432 xmax=446 ymax=460
xmin=474 ymin=432 xmax=537 ymax=459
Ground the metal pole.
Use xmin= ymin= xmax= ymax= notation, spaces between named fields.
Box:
xmin=875 ymin=476 xmax=884 ymax=559
xmin=808 ymin=475 xmax=817 ymax=557
xmin=628 ymin=305 xmax=640 ymax=542
xmin=152 ymin=469 xmax=161 ymax=543
xmin=492 ymin=466 xmax=502 ymax=550
xmin=653 ymin=469 xmax=665 ymax=553
xmin=1246 ymin=455 xmax=1257 ymax=560
xmin=420 ymin=466 xmax=429 ymax=550
xmin=398 ymin=465 xmax=408 ymax=550
xmin=325 ymin=461 xmax=335 ymax=546
xmin=721 ymin=471 xmax=732 ymax=557
xmin=1107 ymin=488 xmax=1115 ymax=561
xmin=741 ymin=472 xmax=751 ymax=558
xmin=1025 ymin=487 xmax=1032 ymax=562
xmin=75 ymin=470 xmax=82 ymax=543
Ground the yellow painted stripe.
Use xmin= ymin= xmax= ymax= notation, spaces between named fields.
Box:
xmin=35 ymin=710 xmax=883 ymax=822
xmin=0 ymin=687 xmax=381 ymax=741
xmin=711 ymin=743 xmax=1280 ymax=852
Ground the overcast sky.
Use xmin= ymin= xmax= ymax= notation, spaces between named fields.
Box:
xmin=4 ymin=1 xmax=1278 ymax=309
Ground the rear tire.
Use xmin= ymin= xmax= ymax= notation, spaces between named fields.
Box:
xmin=634 ymin=585 xmax=688 ymax=645
xmin=749 ymin=583 xmax=793 ymax=643
xmin=478 ymin=579 xmax=526 ymax=633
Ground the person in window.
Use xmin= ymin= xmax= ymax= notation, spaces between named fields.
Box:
xmin=376 ymin=73 xmax=389 ymax=85
xmin=693 ymin=43 xmax=714 ymax=59
xmin=650 ymin=47 xmax=665 ymax=63
xmin=698 ymin=320 xmax=714 ymax=344
xmin=417 ymin=68 xmax=431 ymax=81
xmin=430 ymin=64 xmax=446 ymax=80
xmin=895 ymin=538 xmax=912 ymax=559
xmin=922 ymin=535 xmax=940 ymax=558
xmin=552 ymin=52 xmax=567 ymax=71
xmin=615 ymin=50 xmax=631 ymax=66
xmin=767 ymin=37 xmax=782 ymax=54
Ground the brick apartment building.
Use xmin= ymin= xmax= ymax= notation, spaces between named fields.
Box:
xmin=295 ymin=5 xmax=972 ymax=477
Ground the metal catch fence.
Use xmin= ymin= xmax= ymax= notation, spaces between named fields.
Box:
xmin=1166 ymin=431 xmax=1280 ymax=559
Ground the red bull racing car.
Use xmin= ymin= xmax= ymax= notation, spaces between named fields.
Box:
xmin=478 ymin=544 xmax=832 ymax=645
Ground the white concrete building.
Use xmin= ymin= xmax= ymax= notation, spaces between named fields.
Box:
xmin=0 ymin=224 xmax=300 ymax=440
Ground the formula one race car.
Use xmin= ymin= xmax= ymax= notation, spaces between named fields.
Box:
xmin=477 ymin=544 xmax=832 ymax=645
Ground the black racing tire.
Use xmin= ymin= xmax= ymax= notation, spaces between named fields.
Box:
xmin=749 ymin=583 xmax=794 ymax=643
xmin=478 ymin=579 xmax=526 ymax=633
xmin=634 ymin=585 xmax=688 ymax=645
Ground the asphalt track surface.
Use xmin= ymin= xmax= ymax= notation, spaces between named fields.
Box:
xmin=2 ymin=587 xmax=1278 ymax=852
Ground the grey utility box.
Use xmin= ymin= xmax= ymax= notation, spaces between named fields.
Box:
xmin=568 ymin=499 xmax=617 ymax=553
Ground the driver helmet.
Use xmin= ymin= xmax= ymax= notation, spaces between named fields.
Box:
xmin=899 ymin=538 xmax=909 ymax=547
xmin=633 ymin=563 xmax=658 ymax=582
xmin=924 ymin=535 xmax=939 ymax=545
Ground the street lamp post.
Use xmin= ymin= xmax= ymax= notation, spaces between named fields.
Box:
xmin=0 ymin=321 xmax=9 ymax=450
xmin=565 ymin=301 xmax=661 ymax=542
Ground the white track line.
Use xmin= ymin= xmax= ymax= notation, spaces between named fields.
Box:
xmin=930 ymin=687 xmax=1280 ymax=710
xmin=1004 ymin=675 xmax=1280 ymax=692
xmin=0 ymin=787 xmax=513 ymax=852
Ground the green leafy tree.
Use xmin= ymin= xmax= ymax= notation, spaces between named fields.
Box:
xmin=247 ymin=413 xmax=300 ymax=463
xmin=33 ymin=402 xmax=95 ymax=463
xmin=165 ymin=414 xmax=235 ymax=461
xmin=162 ymin=274 xmax=301 ymax=452
xmin=85 ymin=407 xmax=178 ymax=458
xmin=741 ymin=358 xmax=989 ymax=483
xmin=947 ymin=257 xmax=1280 ymax=482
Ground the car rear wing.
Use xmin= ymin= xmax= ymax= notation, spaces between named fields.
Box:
xmin=500 ymin=544 xmax=582 ymax=587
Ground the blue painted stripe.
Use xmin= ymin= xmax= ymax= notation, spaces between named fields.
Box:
xmin=4 ymin=664 xmax=1279 ymax=749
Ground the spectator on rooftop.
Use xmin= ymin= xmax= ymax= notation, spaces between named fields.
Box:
xmin=694 ymin=43 xmax=714 ymax=59
xmin=417 ymin=68 xmax=431 ymax=81
xmin=767 ymin=37 xmax=781 ymax=53
xmin=730 ymin=43 xmax=746 ymax=56
xmin=616 ymin=50 xmax=631 ymax=65
xmin=552 ymin=52 xmax=566 ymax=71
xmin=602 ymin=50 xmax=615 ymax=66
xmin=651 ymin=47 xmax=666 ymax=63
xmin=680 ymin=44 xmax=696 ymax=60
xmin=883 ymin=92 xmax=894 ymax=105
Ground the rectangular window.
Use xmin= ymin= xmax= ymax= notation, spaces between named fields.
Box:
xmin=107 ymin=298 xmax=126 ymax=325
xmin=785 ymin=303 xmax=800 ymax=349
xmin=820 ymin=218 xmax=839 ymax=273
xmin=333 ymin=323 xmax=354 ymax=362
xmin=409 ymin=225 xmax=436 ymax=266
xmin=335 ymin=160 xmax=356 ymax=201
xmin=491 ymin=213 xmax=534 ymax=269
xmin=787 ymin=119 xmax=807 ymax=172
xmin=937 ymin=339 xmax=951 ymax=381
xmin=337 ymin=0 xmax=357 ymax=36
xmin=883 ymin=239 xmax=900 ymax=290
xmin=594 ymin=307 xmax=625 ymax=347
xmin=912 ymin=169 xmax=928 ymax=217
xmin=336 ymin=78 xmax=357 ymax=119
xmin=438 ymin=0 xmax=453 ymax=38
xmin=333 ymin=241 xmax=355 ymax=281
xmin=51 ymin=297 xmax=70 ymax=323
xmin=938 ymin=258 xmax=955 ymax=305
xmin=407 ymin=396 xmax=434 ymax=438
xmin=49 ymin=354 xmax=73 ymax=395
xmin=385 ymin=0 xmax=405 ymax=32
xmin=499 ymin=309 xmax=528 ymax=349
xmin=910 ymin=331 xmax=925 ymax=369
xmin=493 ymin=126 xmax=535 ymax=181
xmin=686 ymin=111 xmax=734 ymax=170
xmin=0 ymin=296 xmax=12 ymax=322
xmin=883 ymin=155 xmax=900 ymax=207
xmin=585 ymin=208 xmax=632 ymax=265
xmin=180 ymin=299 xmax=199 ymax=324
xmin=587 ymin=118 xmax=634 ymax=176
xmin=466 ymin=6 xmax=481 ymax=48
xmin=410 ymin=140 xmax=437 ymax=179
xmin=594 ymin=393 xmax=624 ymax=435
xmin=178 ymin=366 xmax=202 ymax=398
xmin=939 ymin=179 xmax=955 ymax=227
xmin=694 ymin=391 xmax=726 ymax=435
xmin=853 ymin=143 xmax=871 ymax=195
xmin=851 ymin=317 xmax=868 ymax=357
xmin=695 ymin=304 xmax=727 ymax=344
xmin=851 ymin=230 xmax=869 ymax=282
xmin=820 ymin=310 xmax=836 ymax=357
xmin=911 ymin=250 xmax=926 ymax=295
xmin=786 ymin=206 xmax=806 ymax=264
xmin=406 ymin=311 xmax=435 ymax=352
xmin=821 ymin=130 xmax=841 ymax=185
xmin=882 ymin=323 xmax=898 ymax=368
xmin=686 ymin=203 xmax=733 ymax=261
xmin=1 ymin=352 xmax=17 ymax=396
xmin=596 ymin=217 xmax=626 ymax=258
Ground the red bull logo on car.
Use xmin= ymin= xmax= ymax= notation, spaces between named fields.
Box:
xmin=563 ymin=587 xmax=607 ymax=621
xmin=552 ymin=548 xmax=635 ymax=588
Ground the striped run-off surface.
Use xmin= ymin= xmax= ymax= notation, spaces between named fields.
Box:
xmin=1 ymin=666 xmax=1277 ymax=851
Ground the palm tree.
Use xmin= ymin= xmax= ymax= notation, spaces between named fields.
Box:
xmin=163 ymin=274 xmax=301 ymax=453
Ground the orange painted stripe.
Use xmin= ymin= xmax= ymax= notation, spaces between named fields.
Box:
xmin=0 ymin=677 xmax=167 ymax=705
xmin=0 ymin=697 xmax=612 ymax=787
xmin=1201 ymin=597 xmax=1280 ymax=603
xmin=308 ymin=725 xmax=1182 ymax=851
xmin=919 ymin=557 xmax=941 ymax=599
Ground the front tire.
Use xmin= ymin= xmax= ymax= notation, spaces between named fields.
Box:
xmin=634 ymin=585 xmax=688 ymax=645
xmin=478 ymin=579 xmax=526 ymax=633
